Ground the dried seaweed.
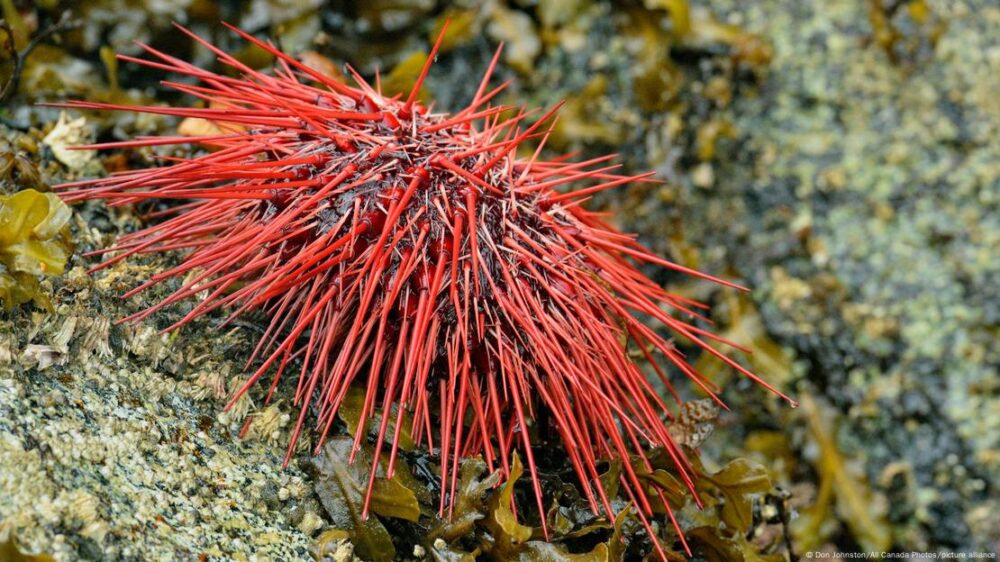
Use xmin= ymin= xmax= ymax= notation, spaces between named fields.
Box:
xmin=312 ymin=436 xmax=422 ymax=562
xmin=313 ymin=387 xmax=788 ymax=561
xmin=0 ymin=11 xmax=79 ymax=104
xmin=793 ymin=394 xmax=892 ymax=552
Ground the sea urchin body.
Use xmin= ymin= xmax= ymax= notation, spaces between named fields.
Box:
xmin=54 ymin=23 xmax=792 ymax=555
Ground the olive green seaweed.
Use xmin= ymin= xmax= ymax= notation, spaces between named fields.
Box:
xmin=0 ymin=188 xmax=73 ymax=310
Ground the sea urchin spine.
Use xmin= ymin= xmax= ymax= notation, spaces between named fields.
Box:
xmin=53 ymin=22 xmax=793 ymax=556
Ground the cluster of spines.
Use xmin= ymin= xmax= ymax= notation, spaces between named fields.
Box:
xmin=52 ymin=22 xmax=793 ymax=557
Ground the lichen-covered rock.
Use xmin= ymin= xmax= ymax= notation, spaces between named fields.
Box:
xmin=0 ymin=255 xmax=319 ymax=561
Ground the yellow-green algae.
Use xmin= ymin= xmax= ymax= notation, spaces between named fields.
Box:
xmin=0 ymin=189 xmax=73 ymax=310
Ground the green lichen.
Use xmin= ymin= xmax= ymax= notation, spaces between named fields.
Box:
xmin=0 ymin=188 xmax=73 ymax=310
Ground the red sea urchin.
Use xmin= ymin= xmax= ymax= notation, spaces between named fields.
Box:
xmin=53 ymin=23 xmax=793 ymax=555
